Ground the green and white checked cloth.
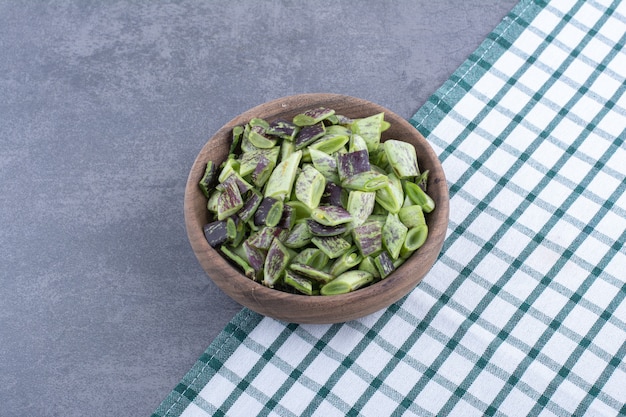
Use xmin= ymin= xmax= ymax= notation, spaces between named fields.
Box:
xmin=154 ymin=0 xmax=626 ymax=415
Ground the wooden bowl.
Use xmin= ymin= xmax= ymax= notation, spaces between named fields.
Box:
xmin=184 ymin=93 xmax=449 ymax=324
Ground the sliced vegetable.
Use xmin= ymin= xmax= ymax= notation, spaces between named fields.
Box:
xmin=284 ymin=270 xmax=313 ymax=295
xmin=293 ymin=107 xmax=335 ymax=126
xmin=311 ymin=235 xmax=352 ymax=259
xmin=306 ymin=219 xmax=349 ymax=237
xmin=341 ymin=170 xmax=388 ymax=192
xmin=383 ymin=139 xmax=419 ymax=178
xmin=283 ymin=221 xmax=312 ymax=249
xmin=320 ymin=182 xmax=345 ymax=207
xmin=374 ymin=251 xmax=395 ymax=279
xmin=237 ymin=189 xmax=263 ymax=223
xmin=309 ymin=148 xmax=340 ymax=184
xmin=329 ymin=250 xmax=362 ymax=277
xmin=352 ymin=221 xmax=383 ymax=257
xmin=310 ymin=205 xmax=353 ymax=226
xmin=253 ymin=197 xmax=284 ymax=227
xmin=308 ymin=133 xmax=349 ymax=154
xmin=264 ymin=150 xmax=302 ymax=200
xmin=203 ymin=220 xmax=229 ymax=248
xmin=346 ymin=190 xmax=376 ymax=227
xmin=337 ymin=149 xmax=371 ymax=182
xmin=290 ymin=263 xmax=334 ymax=283
xmin=375 ymin=172 xmax=404 ymax=214
xmin=398 ymin=204 xmax=426 ymax=229
xmin=267 ymin=119 xmax=299 ymax=141
xmin=402 ymin=224 xmax=428 ymax=253
xmin=263 ymin=238 xmax=291 ymax=288
xmin=382 ymin=212 xmax=408 ymax=260
xmin=405 ymin=181 xmax=436 ymax=213
xmin=220 ymin=245 xmax=256 ymax=280
xmin=217 ymin=178 xmax=244 ymax=220
xmin=350 ymin=112 xmax=385 ymax=151
xmin=320 ymin=270 xmax=374 ymax=295
xmin=295 ymin=122 xmax=326 ymax=149
xmin=199 ymin=161 xmax=217 ymax=197
xmin=295 ymin=165 xmax=326 ymax=209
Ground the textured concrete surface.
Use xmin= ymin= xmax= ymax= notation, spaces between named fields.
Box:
xmin=0 ymin=1 xmax=517 ymax=416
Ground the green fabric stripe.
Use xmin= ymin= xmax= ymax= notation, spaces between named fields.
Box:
xmin=441 ymin=16 xmax=626 ymax=414
xmin=254 ymin=323 xmax=347 ymax=416
xmin=297 ymin=306 xmax=411 ymax=416
xmin=526 ymin=171 xmax=626 ymax=413
xmin=396 ymin=3 xmax=586 ymax=413
xmin=152 ymin=309 xmax=263 ymax=417
xmin=213 ymin=321 xmax=300 ymax=416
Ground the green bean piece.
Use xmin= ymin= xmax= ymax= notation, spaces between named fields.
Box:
xmin=285 ymin=200 xmax=312 ymax=220
xmin=206 ymin=189 xmax=221 ymax=213
xmin=329 ymin=250 xmax=362 ymax=276
xmin=295 ymin=164 xmax=326 ymax=209
xmin=293 ymin=107 xmax=336 ymax=126
xmin=199 ymin=161 xmax=217 ymax=198
xmin=284 ymin=270 xmax=314 ymax=295
xmin=309 ymin=148 xmax=340 ymax=184
xmin=216 ymin=179 xmax=244 ymax=220
xmin=337 ymin=150 xmax=371 ymax=182
xmin=292 ymin=247 xmax=329 ymax=269
xmin=346 ymin=190 xmax=376 ymax=227
xmin=280 ymin=139 xmax=295 ymax=161
xmin=239 ymin=147 xmax=280 ymax=177
xmin=358 ymin=256 xmax=380 ymax=279
xmin=203 ymin=220 xmax=229 ymax=248
xmin=229 ymin=125 xmax=245 ymax=154
xmin=310 ymin=205 xmax=353 ymax=226
xmin=248 ymin=126 xmax=276 ymax=149
xmin=277 ymin=204 xmax=295 ymax=230
xmin=242 ymin=240 xmax=265 ymax=277
xmin=341 ymin=170 xmax=388 ymax=192
xmin=290 ymin=263 xmax=334 ymax=284
xmin=226 ymin=217 xmax=238 ymax=241
xmin=398 ymin=204 xmax=426 ymax=229
xmin=349 ymin=133 xmax=369 ymax=153
xmin=350 ymin=112 xmax=385 ymax=152
xmin=217 ymin=157 xmax=240 ymax=183
xmin=382 ymin=212 xmax=409 ymax=260
xmin=248 ymin=117 xmax=270 ymax=129
xmin=306 ymin=219 xmax=349 ymax=237
xmin=295 ymin=122 xmax=326 ymax=150
xmin=375 ymin=172 xmax=404 ymax=214
xmin=402 ymin=224 xmax=428 ymax=252
xmin=264 ymin=150 xmax=302 ymax=200
xmin=220 ymin=245 xmax=257 ymax=280
xmin=237 ymin=189 xmax=262 ymax=223
xmin=374 ymin=251 xmax=395 ymax=279
xmin=254 ymin=197 xmax=284 ymax=227
xmin=320 ymin=270 xmax=374 ymax=295
xmin=352 ymin=220 xmax=383 ymax=257
xmin=247 ymin=226 xmax=287 ymax=251
xmin=415 ymin=169 xmax=429 ymax=191
xmin=311 ymin=235 xmax=352 ymax=259
xmin=283 ymin=221 xmax=312 ymax=249
xmin=405 ymin=181 xmax=436 ymax=213
xmin=267 ymin=119 xmax=299 ymax=141
xmin=383 ymin=139 xmax=420 ymax=179
xmin=263 ymin=238 xmax=291 ymax=288
xmin=308 ymin=133 xmax=350 ymax=154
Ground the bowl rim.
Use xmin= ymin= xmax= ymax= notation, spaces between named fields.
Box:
xmin=184 ymin=93 xmax=449 ymax=323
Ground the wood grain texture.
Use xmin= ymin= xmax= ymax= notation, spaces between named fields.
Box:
xmin=184 ymin=93 xmax=449 ymax=324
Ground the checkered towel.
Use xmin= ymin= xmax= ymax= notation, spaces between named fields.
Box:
xmin=154 ymin=0 xmax=626 ymax=415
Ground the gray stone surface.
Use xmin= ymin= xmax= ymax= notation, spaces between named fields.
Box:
xmin=0 ymin=1 xmax=517 ymax=416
